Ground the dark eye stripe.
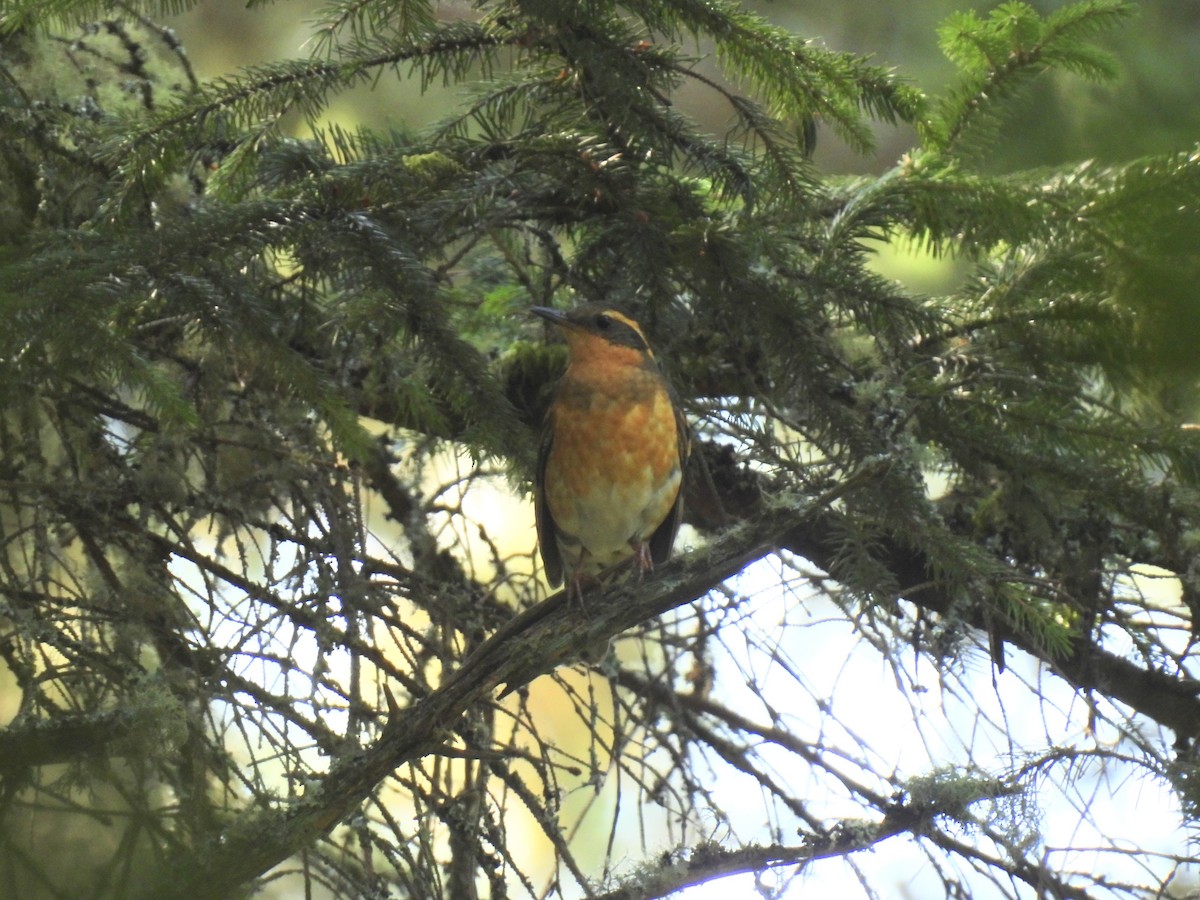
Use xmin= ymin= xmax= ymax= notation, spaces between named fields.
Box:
xmin=603 ymin=319 xmax=649 ymax=351
xmin=596 ymin=312 xmax=646 ymax=350
xmin=564 ymin=306 xmax=653 ymax=352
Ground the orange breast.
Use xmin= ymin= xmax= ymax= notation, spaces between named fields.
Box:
xmin=544 ymin=358 xmax=682 ymax=575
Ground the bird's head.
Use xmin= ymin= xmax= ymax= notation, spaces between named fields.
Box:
xmin=530 ymin=304 xmax=655 ymax=368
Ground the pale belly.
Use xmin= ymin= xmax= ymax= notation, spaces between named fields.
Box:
xmin=550 ymin=464 xmax=682 ymax=576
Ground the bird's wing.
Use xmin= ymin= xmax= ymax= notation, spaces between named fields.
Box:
xmin=535 ymin=410 xmax=565 ymax=587
xmin=648 ymin=400 xmax=690 ymax=566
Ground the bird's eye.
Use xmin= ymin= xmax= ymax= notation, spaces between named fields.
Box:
xmin=595 ymin=313 xmax=613 ymax=329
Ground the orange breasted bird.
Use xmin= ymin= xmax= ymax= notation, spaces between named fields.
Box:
xmin=532 ymin=304 xmax=689 ymax=592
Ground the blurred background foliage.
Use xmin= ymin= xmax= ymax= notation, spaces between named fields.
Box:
xmin=167 ymin=0 xmax=1200 ymax=171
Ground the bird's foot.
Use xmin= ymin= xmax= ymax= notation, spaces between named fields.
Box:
xmin=629 ymin=540 xmax=653 ymax=578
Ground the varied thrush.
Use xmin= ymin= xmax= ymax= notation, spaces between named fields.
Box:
xmin=532 ymin=304 xmax=689 ymax=593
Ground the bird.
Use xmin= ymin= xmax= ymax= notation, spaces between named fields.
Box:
xmin=532 ymin=303 xmax=689 ymax=595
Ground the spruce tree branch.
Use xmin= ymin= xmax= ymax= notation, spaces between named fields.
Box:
xmin=0 ymin=709 xmax=152 ymax=775
xmin=588 ymin=840 xmax=863 ymax=900
xmin=589 ymin=790 xmax=1030 ymax=900
xmin=122 ymin=26 xmax=509 ymax=155
xmin=941 ymin=1 xmax=1133 ymax=152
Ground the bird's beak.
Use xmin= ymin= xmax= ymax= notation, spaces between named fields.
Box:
xmin=531 ymin=306 xmax=569 ymax=327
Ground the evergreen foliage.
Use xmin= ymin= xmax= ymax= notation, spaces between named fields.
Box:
xmin=1 ymin=0 xmax=1199 ymax=897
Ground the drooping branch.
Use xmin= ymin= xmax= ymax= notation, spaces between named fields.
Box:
xmin=589 ymin=787 xmax=1087 ymax=900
